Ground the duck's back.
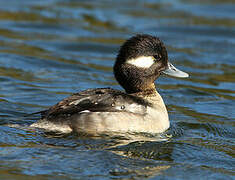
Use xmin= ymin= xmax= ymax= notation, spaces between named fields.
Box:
xmin=32 ymin=88 xmax=159 ymax=134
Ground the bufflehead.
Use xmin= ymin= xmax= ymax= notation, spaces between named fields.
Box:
xmin=31 ymin=34 xmax=189 ymax=135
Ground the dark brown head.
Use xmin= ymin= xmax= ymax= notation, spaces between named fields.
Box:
xmin=113 ymin=34 xmax=189 ymax=94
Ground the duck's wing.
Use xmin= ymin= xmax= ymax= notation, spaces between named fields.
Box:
xmin=42 ymin=88 xmax=151 ymax=120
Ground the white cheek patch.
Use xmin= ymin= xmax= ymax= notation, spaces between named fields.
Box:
xmin=126 ymin=56 xmax=155 ymax=68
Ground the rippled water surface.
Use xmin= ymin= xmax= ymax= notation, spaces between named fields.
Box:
xmin=0 ymin=0 xmax=234 ymax=179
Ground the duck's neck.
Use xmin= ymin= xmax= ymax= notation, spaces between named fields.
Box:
xmin=127 ymin=83 xmax=157 ymax=96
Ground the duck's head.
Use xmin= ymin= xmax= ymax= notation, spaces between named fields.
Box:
xmin=114 ymin=34 xmax=189 ymax=94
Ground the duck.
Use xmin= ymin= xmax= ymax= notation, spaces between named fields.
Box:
xmin=31 ymin=34 xmax=189 ymax=135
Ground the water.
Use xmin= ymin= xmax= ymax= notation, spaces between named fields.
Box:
xmin=0 ymin=0 xmax=234 ymax=179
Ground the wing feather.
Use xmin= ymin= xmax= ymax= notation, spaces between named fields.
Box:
xmin=42 ymin=88 xmax=151 ymax=120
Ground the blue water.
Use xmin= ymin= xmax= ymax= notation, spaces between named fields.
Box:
xmin=0 ymin=0 xmax=234 ymax=179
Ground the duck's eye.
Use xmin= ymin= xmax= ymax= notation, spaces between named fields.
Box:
xmin=154 ymin=54 xmax=161 ymax=62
